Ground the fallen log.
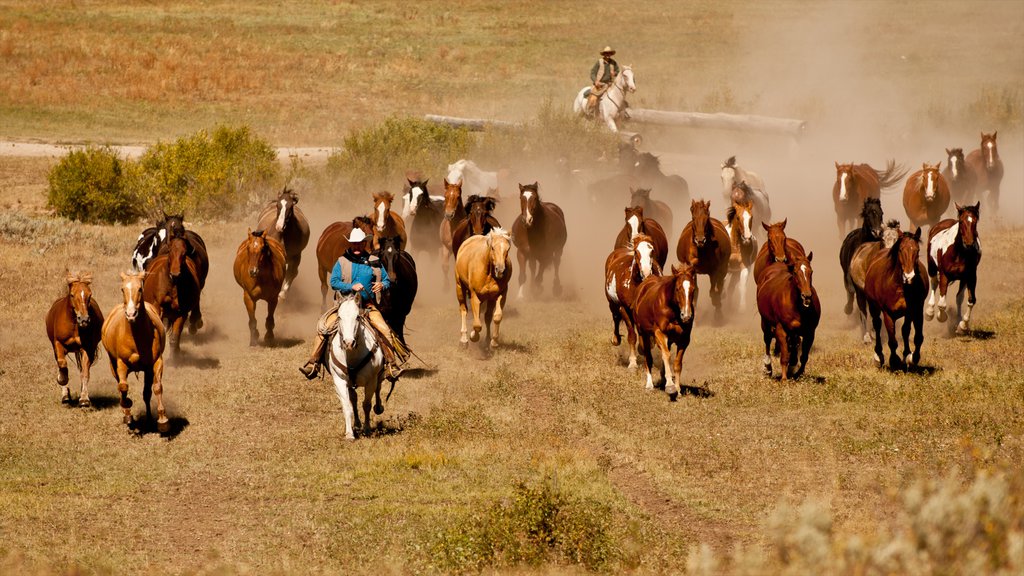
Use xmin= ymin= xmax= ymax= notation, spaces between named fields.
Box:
xmin=423 ymin=114 xmax=521 ymax=131
xmin=626 ymin=109 xmax=806 ymax=136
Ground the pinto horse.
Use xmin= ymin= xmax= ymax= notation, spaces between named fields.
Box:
xmin=839 ymin=198 xmax=884 ymax=315
xmin=511 ymin=183 xmax=567 ymax=298
xmin=376 ymin=235 xmax=418 ymax=346
xmin=455 ymin=228 xmax=512 ymax=348
xmin=926 ymin=203 xmax=981 ymax=334
xmin=942 ymin=148 xmax=977 ymax=206
xmin=903 ymin=163 xmax=950 ymax=229
xmin=730 ymin=180 xmax=772 ymax=236
xmin=604 ymin=234 xmax=661 ymax=369
xmin=45 ymin=271 xmax=104 ymax=406
xmin=832 ymin=160 xmax=907 ymax=236
xmin=143 ymin=236 xmax=202 ymax=353
xmin=100 ymin=271 xmax=168 ymax=432
xmin=753 ymin=219 xmax=807 ymax=285
xmin=849 ymin=220 xmax=902 ymax=343
xmin=721 ymin=156 xmax=767 ymax=202
xmin=404 ymin=176 xmax=445 ymax=258
xmin=315 ymin=217 xmax=375 ymax=309
xmin=725 ymin=198 xmax=758 ymax=308
xmin=132 ymin=212 xmax=209 ymax=286
xmin=965 ymin=132 xmax=1003 ymax=212
xmin=370 ymin=190 xmax=408 ymax=252
xmin=255 ymin=188 xmax=309 ymax=300
xmin=233 ymin=230 xmax=287 ymax=346
xmin=630 ymin=187 xmax=673 ymax=237
xmin=327 ymin=294 xmax=385 ymax=440
xmin=864 ymin=229 xmax=928 ymax=369
xmin=452 ymin=195 xmax=501 ymax=258
xmin=613 ymin=205 xmax=669 ymax=270
xmin=633 ymin=262 xmax=698 ymax=398
xmin=676 ymin=200 xmax=731 ymax=317
xmin=756 ymin=253 xmax=820 ymax=381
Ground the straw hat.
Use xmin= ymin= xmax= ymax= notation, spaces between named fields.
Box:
xmin=600 ymin=46 xmax=616 ymax=56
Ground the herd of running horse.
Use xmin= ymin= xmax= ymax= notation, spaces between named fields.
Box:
xmin=43 ymin=132 xmax=1001 ymax=435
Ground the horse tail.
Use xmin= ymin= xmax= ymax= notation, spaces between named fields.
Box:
xmin=877 ymin=159 xmax=909 ymax=191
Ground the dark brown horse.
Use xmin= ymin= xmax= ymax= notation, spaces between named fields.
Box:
xmin=630 ymin=187 xmax=673 ymax=236
xmin=45 ymin=271 xmax=104 ymax=406
xmin=511 ymin=182 xmax=567 ymax=298
xmin=753 ymin=219 xmax=807 ymax=285
xmin=404 ymin=176 xmax=445 ymax=260
xmin=634 ymin=152 xmax=690 ymax=207
xmin=370 ymin=190 xmax=408 ymax=251
xmin=452 ymin=195 xmax=501 ymax=258
xmin=942 ymin=147 xmax=977 ymax=206
xmin=903 ymin=163 xmax=950 ymax=229
xmin=965 ymin=132 xmax=1003 ymax=212
xmin=864 ymin=229 xmax=928 ymax=369
xmin=756 ymin=253 xmax=820 ymax=381
xmin=143 ymin=236 xmax=202 ymax=353
xmin=849 ymin=220 xmax=902 ymax=343
xmin=315 ymin=217 xmax=374 ymax=308
xmin=725 ymin=198 xmax=758 ymax=308
xmin=832 ymin=160 xmax=907 ymax=236
xmin=233 ymin=230 xmax=287 ymax=346
xmin=613 ymin=205 xmax=669 ymax=270
xmin=604 ymin=234 xmax=661 ymax=369
xmin=676 ymin=200 xmax=731 ymax=317
xmin=633 ymin=262 xmax=698 ymax=399
xmin=376 ymin=235 xmax=418 ymax=346
xmin=255 ymin=188 xmax=309 ymax=299
xmin=131 ymin=212 xmax=208 ymax=276
xmin=926 ymin=202 xmax=981 ymax=334
xmin=839 ymin=198 xmax=884 ymax=316
xmin=440 ymin=178 xmax=469 ymax=285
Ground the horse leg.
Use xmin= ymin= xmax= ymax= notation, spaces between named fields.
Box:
xmin=925 ymin=273 xmax=938 ymax=320
xmin=441 ymin=247 xmax=452 ymax=291
xmin=901 ymin=314 xmax=914 ymax=367
xmin=244 ymin=292 xmax=259 ymax=346
xmin=883 ymin=313 xmax=901 ymax=370
xmin=795 ymin=327 xmax=814 ymax=379
xmin=457 ymin=282 xmax=469 ymax=346
xmin=54 ymin=341 xmax=71 ymax=404
xmin=624 ymin=310 xmax=639 ymax=369
xmin=115 ymin=359 xmax=133 ymax=426
xmin=361 ymin=381 xmax=374 ymax=437
xmin=609 ymin=300 xmax=623 ymax=346
xmin=957 ymin=275 xmax=977 ymax=334
xmin=775 ymin=325 xmax=790 ymax=381
xmin=857 ymin=290 xmax=872 ymax=344
xmin=870 ymin=303 xmax=885 ymax=366
xmin=483 ymin=298 xmax=495 ymax=348
xmin=739 ymin=266 xmax=750 ymax=309
xmin=331 ymin=364 xmax=356 ymax=441
xmin=469 ymin=293 xmax=483 ymax=343
xmin=654 ymin=330 xmax=678 ymax=397
xmin=552 ymin=250 xmax=563 ymax=297
xmin=533 ymin=259 xmax=545 ymax=296
xmin=280 ymin=253 xmax=301 ymax=299
xmin=516 ymin=248 xmax=528 ymax=299
xmin=936 ymin=272 xmax=950 ymax=323
xmin=490 ymin=295 xmax=506 ymax=349
xmin=912 ymin=309 xmax=924 ymax=366
xmin=265 ymin=296 xmax=278 ymax=345
xmin=844 ymin=274 xmax=855 ymax=316
xmin=172 ymin=315 xmax=186 ymax=353
xmin=639 ymin=331 xmax=655 ymax=390
xmin=79 ymin=349 xmax=93 ymax=408
xmin=349 ymin=387 xmax=362 ymax=437
xmin=761 ymin=320 xmax=774 ymax=377
xmin=672 ymin=332 xmax=691 ymax=396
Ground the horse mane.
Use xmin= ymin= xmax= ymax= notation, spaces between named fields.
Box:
xmin=489 ymin=227 xmax=511 ymax=240
xmin=467 ymin=195 xmax=497 ymax=210
xmin=252 ymin=229 xmax=265 ymax=238
xmin=723 ymin=156 xmax=737 ymax=168
xmin=726 ymin=205 xmax=737 ymax=223
xmin=885 ymin=219 xmax=900 ymax=229
xmin=353 ymin=216 xmax=374 ymax=228
xmin=373 ymin=190 xmax=394 ymax=202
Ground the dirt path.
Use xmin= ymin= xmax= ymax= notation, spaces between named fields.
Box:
xmin=0 ymin=139 xmax=336 ymax=162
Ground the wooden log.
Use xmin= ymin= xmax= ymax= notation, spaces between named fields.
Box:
xmin=626 ymin=108 xmax=806 ymax=136
xmin=423 ymin=114 xmax=521 ymax=131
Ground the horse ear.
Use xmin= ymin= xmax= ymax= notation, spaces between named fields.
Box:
xmin=247 ymin=227 xmax=252 ymax=235
xmin=443 ymin=177 xmax=450 ymax=186
xmin=955 ymin=202 xmax=962 ymax=212
xmin=807 ymin=251 xmax=814 ymax=262
xmin=423 ymin=178 xmax=429 ymax=186
xmin=120 ymin=272 xmax=128 ymax=281
xmin=762 ymin=221 xmax=770 ymax=231
xmin=671 ymin=263 xmax=680 ymax=275
xmin=532 ymin=181 xmax=538 ymax=189
xmin=518 ymin=183 xmax=526 ymax=192
xmin=993 ymin=130 xmax=997 ymax=139
xmin=834 ymin=161 xmax=839 ymax=169
xmin=781 ymin=218 xmax=787 ymax=230
xmin=913 ymin=227 xmax=922 ymax=241
xmin=973 ymin=201 xmax=980 ymax=213
xmin=945 ymin=148 xmax=951 ymax=155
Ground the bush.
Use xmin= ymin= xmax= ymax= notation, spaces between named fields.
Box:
xmin=47 ymin=145 xmax=139 ymax=224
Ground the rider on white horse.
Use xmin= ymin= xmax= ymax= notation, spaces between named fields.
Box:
xmin=587 ymin=46 xmax=620 ymax=116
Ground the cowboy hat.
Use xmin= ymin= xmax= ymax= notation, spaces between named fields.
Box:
xmin=347 ymin=228 xmax=367 ymax=243
xmin=600 ymin=46 xmax=616 ymax=55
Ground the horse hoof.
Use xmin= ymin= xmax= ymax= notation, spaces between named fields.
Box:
xmin=957 ymin=321 xmax=969 ymax=334
xmin=157 ymin=419 xmax=170 ymax=435
xmin=627 ymin=359 xmax=637 ymax=370
xmin=278 ymin=291 xmax=287 ymax=300
xmin=668 ymin=391 xmax=679 ymax=402
xmin=60 ymin=389 xmax=71 ymax=404
xmin=844 ymin=302 xmax=853 ymax=315
xmin=925 ymin=308 xmax=934 ymax=321
xmin=469 ymin=331 xmax=480 ymax=343
xmin=862 ymin=333 xmax=873 ymax=345
xmin=79 ymin=397 xmax=91 ymax=409
xmin=936 ymin=308 xmax=948 ymax=322
xmin=489 ymin=340 xmax=499 ymax=350
xmin=123 ymin=414 xmax=133 ymax=426
xmin=374 ymin=404 xmax=384 ymax=415
xmin=610 ymin=335 xmax=621 ymax=346
xmin=344 ymin=435 xmax=356 ymax=442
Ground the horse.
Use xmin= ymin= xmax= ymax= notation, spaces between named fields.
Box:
xmin=721 ymin=156 xmax=767 ymax=202
xmin=942 ymin=148 xmax=977 ymax=207
xmin=254 ymin=188 xmax=309 ymax=300
xmin=142 ymin=236 xmax=202 ymax=353
xmin=401 ymin=172 xmax=440 ymax=218
xmin=848 ymin=220 xmax=902 ymax=343
xmin=613 ymin=205 xmax=669 ymax=270
xmin=926 ymin=202 xmax=981 ymax=334
xmin=903 ymin=163 xmax=951 ymax=229
xmin=446 ymin=159 xmax=503 ymax=199
xmin=451 ymin=195 xmax=501 ymax=258
xmin=511 ymin=182 xmax=567 ymax=298
xmin=965 ymin=132 xmax=1003 ymax=212
xmin=730 ymin=180 xmax=772 ymax=236
xmin=864 ymin=228 xmax=928 ymax=369
xmin=100 ymin=271 xmax=168 ymax=432
xmin=630 ymin=187 xmax=673 ymax=236
xmin=839 ymin=198 xmax=885 ymax=315
xmin=753 ymin=219 xmax=808 ymax=285
xmin=315 ymin=217 xmax=375 ymax=309
xmin=634 ymin=153 xmax=690 ymax=205
xmin=725 ymin=198 xmax=758 ymax=308
xmin=676 ymin=199 xmax=731 ymax=317
xmin=233 ymin=229 xmax=287 ymax=346
xmin=376 ymin=235 xmax=418 ymax=346
xmin=370 ymin=190 xmax=408 ymax=251
xmin=403 ymin=176 xmax=445 ymax=258
xmin=454 ymin=228 xmax=513 ymax=348
xmin=45 ymin=271 xmax=104 ymax=406
xmin=131 ymin=212 xmax=208 ymax=284
xmin=756 ymin=253 xmax=820 ymax=381
xmin=572 ymin=65 xmax=637 ymax=132
xmin=605 ymin=234 xmax=661 ymax=369
xmin=632 ymin=262 xmax=698 ymax=398
xmin=440 ymin=178 xmax=469 ymax=286
xmin=326 ymin=293 xmax=386 ymax=440
xmin=831 ymin=160 xmax=907 ymax=237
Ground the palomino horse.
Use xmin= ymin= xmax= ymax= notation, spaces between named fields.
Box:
xmin=455 ymin=228 xmax=512 ymax=348
xmin=753 ymin=219 xmax=807 ymax=285
xmin=143 ymin=236 xmax=203 ymax=353
xmin=613 ymin=205 xmax=668 ymax=270
xmin=839 ymin=198 xmax=884 ymax=315
xmin=315 ymin=217 xmax=375 ymax=309
xmin=511 ymin=182 xmax=567 ymax=298
xmin=452 ymin=195 xmax=501 ymax=258
xmin=725 ymin=198 xmax=758 ymax=308
xmin=720 ymin=156 xmax=767 ymax=203
xmin=440 ymin=178 xmax=469 ymax=286
xmin=832 ymin=160 xmax=907 ymax=236
xmin=370 ymin=190 xmax=408 ymax=251
xmin=965 ymin=132 xmax=1003 ymax=212
xmin=327 ymin=294 xmax=385 ymax=440
xmin=630 ymin=187 xmax=673 ymax=236
xmin=903 ymin=163 xmax=950 ymax=229
xmin=848 ymin=220 xmax=902 ymax=343
xmin=756 ymin=253 xmax=820 ymax=381
xmin=676 ymin=200 xmax=731 ymax=317
xmin=572 ymin=65 xmax=637 ymax=132
xmin=100 ymin=271 xmax=168 ymax=432
xmin=255 ymin=188 xmax=309 ymax=300
xmin=942 ymin=148 xmax=977 ymax=206
xmin=605 ymin=234 xmax=661 ymax=369
xmin=730 ymin=180 xmax=772 ymax=237
xmin=864 ymin=228 xmax=928 ymax=369
xmin=233 ymin=229 xmax=286 ymax=346
xmin=633 ymin=262 xmax=698 ymax=398
xmin=45 ymin=271 xmax=104 ymax=406
xmin=376 ymin=236 xmax=418 ymax=346
xmin=404 ymin=176 xmax=445 ymax=258
xmin=926 ymin=202 xmax=981 ymax=334
xmin=634 ymin=153 xmax=690 ymax=205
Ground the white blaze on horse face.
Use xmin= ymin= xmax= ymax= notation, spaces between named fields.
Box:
xmin=636 ymin=241 xmax=654 ymax=278
xmin=627 ymin=214 xmax=640 ymax=239
xmin=950 ymin=155 xmax=959 ymax=178
xmin=124 ymin=285 xmax=138 ymax=320
xmin=276 ymin=199 xmax=287 ymax=232
xmin=839 ymin=172 xmax=849 ymax=201
xmin=742 ymin=210 xmax=752 ymax=241
xmin=409 ymin=186 xmax=424 ymax=215
xmin=376 ymin=200 xmax=386 ymax=231
xmin=986 ymin=141 xmax=995 ymax=168
xmin=522 ymin=190 xmax=534 ymax=225
xmin=924 ymin=171 xmax=936 ymax=200
xmin=681 ymin=280 xmax=693 ymax=321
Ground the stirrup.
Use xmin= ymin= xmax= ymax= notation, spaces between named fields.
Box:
xmin=385 ymin=364 xmax=403 ymax=382
xmin=299 ymin=362 xmax=320 ymax=380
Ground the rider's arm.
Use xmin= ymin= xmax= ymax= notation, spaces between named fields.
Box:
xmin=330 ymin=261 xmax=354 ymax=293
xmin=590 ymin=61 xmax=600 ymax=83
xmin=378 ymin=266 xmax=391 ymax=291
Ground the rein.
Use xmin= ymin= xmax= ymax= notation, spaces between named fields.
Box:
xmin=330 ymin=316 xmax=381 ymax=387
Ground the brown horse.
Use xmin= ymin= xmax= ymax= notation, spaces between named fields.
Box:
xmin=942 ymin=147 xmax=978 ymax=206
xmin=370 ymin=190 xmax=408 ymax=251
xmin=965 ymin=132 xmax=1003 ymax=212
xmin=45 ymin=271 xmax=104 ymax=406
xmin=633 ymin=262 xmax=698 ymax=398
xmin=404 ymin=176 xmax=445 ymax=260
xmin=100 ymin=271 xmax=168 ymax=432
xmin=143 ymin=236 xmax=202 ymax=353
xmin=630 ymin=187 xmax=673 ymax=236
xmin=864 ymin=229 xmax=928 ymax=369
xmin=832 ymin=160 xmax=907 ymax=236
xmin=233 ymin=229 xmax=287 ymax=346
xmin=756 ymin=253 xmax=820 ymax=381
xmin=440 ymin=178 xmax=469 ymax=286
xmin=604 ymin=234 xmax=661 ymax=369
xmin=376 ymin=235 xmax=418 ymax=346
xmin=315 ymin=217 xmax=375 ymax=308
xmin=926 ymin=202 xmax=981 ymax=334
xmin=676 ymin=199 xmax=731 ymax=317
xmin=255 ymin=188 xmax=310 ymax=299
xmin=849 ymin=220 xmax=902 ymax=343
xmin=455 ymin=228 xmax=512 ymax=349
xmin=725 ymin=198 xmax=758 ymax=308
xmin=730 ymin=180 xmax=772 ymax=236
xmin=511 ymin=182 xmax=567 ymax=298
xmin=452 ymin=195 xmax=501 ymax=257
xmin=903 ymin=163 xmax=950 ymax=229
xmin=131 ymin=212 xmax=208 ymax=280
xmin=753 ymin=219 xmax=807 ymax=285
xmin=614 ymin=205 xmax=669 ymax=270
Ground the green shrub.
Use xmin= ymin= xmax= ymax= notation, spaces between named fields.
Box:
xmin=966 ymin=85 xmax=1022 ymax=130
xmin=46 ymin=145 xmax=139 ymax=224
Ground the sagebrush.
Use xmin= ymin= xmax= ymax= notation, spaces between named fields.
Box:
xmin=46 ymin=146 xmax=139 ymax=225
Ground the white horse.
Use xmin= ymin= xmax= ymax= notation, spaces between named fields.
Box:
xmin=446 ymin=159 xmax=502 ymax=199
xmin=572 ymin=65 xmax=636 ymax=133
xmin=721 ymin=156 xmax=772 ymax=229
xmin=327 ymin=295 xmax=385 ymax=440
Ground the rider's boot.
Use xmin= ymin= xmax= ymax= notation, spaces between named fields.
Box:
xmin=299 ymin=333 xmax=327 ymax=380
xmin=380 ymin=343 xmax=404 ymax=382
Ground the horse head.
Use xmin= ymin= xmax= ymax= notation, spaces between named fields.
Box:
xmin=762 ymin=218 xmax=789 ymax=263
xmin=166 ymin=236 xmax=188 ymax=279
xmin=486 ymin=228 xmax=512 ymax=279
xmin=728 ymin=198 xmax=754 ymax=243
xmin=789 ymin=252 xmax=815 ymax=308
xmin=443 ymin=178 xmax=463 ymax=221
xmin=881 ymin=219 xmax=902 ymax=249
xmin=372 ymin=191 xmax=394 ymax=232
xmin=624 ymin=205 xmax=645 ymax=243
xmin=163 ymin=212 xmax=186 ymax=239
xmin=981 ymin=131 xmax=999 ymax=169
xmin=337 ymin=294 xmax=363 ymax=351
xmin=861 ymin=198 xmax=884 ymax=239
xmin=834 ymin=162 xmax=856 ymax=202
xmin=720 ymin=156 xmax=738 ymax=195
xmin=689 ymin=199 xmax=712 ymax=248
xmin=891 ymin=229 xmax=922 ymax=285
xmin=519 ymin=182 xmax=539 ymax=227
xmin=670 ymin=262 xmax=698 ymax=323
xmin=246 ymin=229 xmax=267 ymax=278
xmin=956 ymin=202 xmax=981 ymax=249
xmin=918 ymin=163 xmax=942 ymax=201
xmin=632 ymin=234 xmax=657 ymax=279
xmin=731 ymin=180 xmax=754 ymax=205
xmin=274 ymin=188 xmax=298 ymax=233
xmin=377 ymin=236 xmax=400 ymax=281
xmin=630 ymin=187 xmax=652 ymax=210
xmin=945 ymin=148 xmax=965 ymax=180
xmin=66 ymin=271 xmax=94 ymax=327
xmin=619 ymin=66 xmax=636 ymax=93
xmin=119 ymin=270 xmax=146 ymax=322
xmin=635 ymin=153 xmax=660 ymax=177
xmin=406 ymin=178 xmax=430 ymax=216
xmin=467 ymin=195 xmax=496 ymax=235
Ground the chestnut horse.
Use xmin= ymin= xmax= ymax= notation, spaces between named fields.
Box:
xmin=965 ymin=132 xmax=1003 ymax=212
xmin=926 ymin=202 xmax=981 ymax=334
xmin=451 ymin=195 xmax=501 ymax=258
xmin=676 ymin=200 xmax=731 ymax=317
xmin=753 ymin=219 xmax=807 ymax=285
xmin=604 ymin=234 xmax=661 ymax=369
xmin=255 ymin=188 xmax=309 ymax=299
xmin=613 ymin=205 xmax=669 ymax=270
xmin=233 ymin=230 xmax=287 ymax=346
xmin=942 ymin=148 xmax=977 ymax=206
xmin=440 ymin=178 xmax=469 ymax=286
xmin=725 ymin=198 xmax=758 ymax=308
xmin=848 ymin=220 xmax=902 ymax=343
xmin=370 ymin=190 xmax=408 ymax=251
xmin=315 ymin=217 xmax=375 ymax=308
xmin=903 ymin=163 xmax=950 ymax=229
xmin=45 ymin=271 xmax=104 ymax=406
xmin=839 ymin=198 xmax=884 ymax=315
xmin=376 ymin=235 xmax=418 ymax=346
xmin=864 ymin=229 xmax=928 ymax=369
xmin=756 ymin=253 xmax=820 ymax=381
xmin=455 ymin=228 xmax=512 ymax=348
xmin=832 ymin=160 xmax=907 ymax=236
xmin=633 ymin=262 xmax=698 ymax=398
xmin=630 ymin=187 xmax=673 ymax=237
xmin=404 ymin=176 xmax=445 ymax=259
xmin=511 ymin=182 xmax=567 ymax=298
xmin=100 ymin=271 xmax=168 ymax=432
xmin=143 ymin=236 xmax=203 ymax=353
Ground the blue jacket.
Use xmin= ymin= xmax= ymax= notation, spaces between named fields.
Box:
xmin=330 ymin=255 xmax=390 ymax=303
